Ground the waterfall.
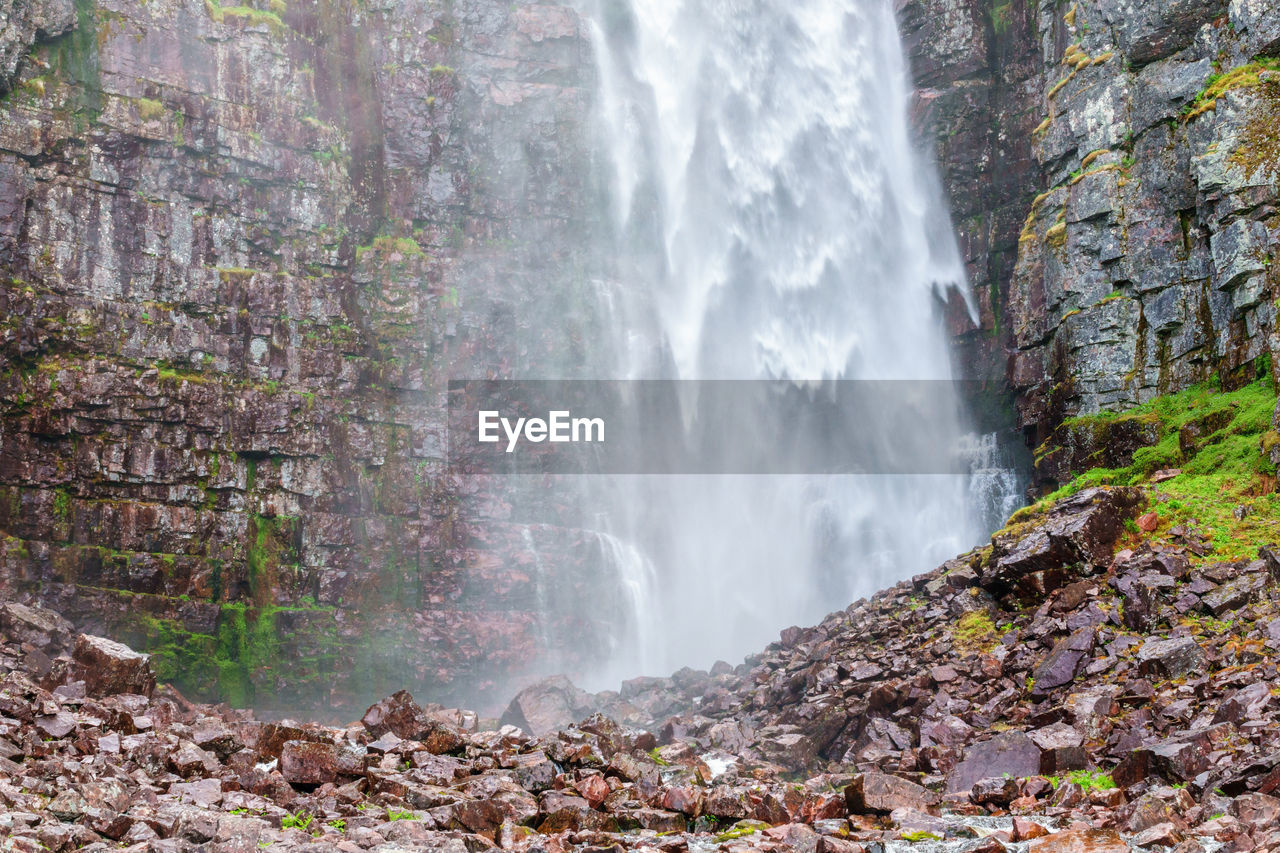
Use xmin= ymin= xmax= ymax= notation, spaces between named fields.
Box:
xmin=570 ymin=0 xmax=1022 ymax=685
xmin=520 ymin=526 xmax=555 ymax=651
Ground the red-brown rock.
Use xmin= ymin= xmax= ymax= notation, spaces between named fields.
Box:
xmin=71 ymin=634 xmax=156 ymax=698
xmin=1029 ymin=829 xmax=1129 ymax=853
xmin=845 ymin=771 xmax=938 ymax=814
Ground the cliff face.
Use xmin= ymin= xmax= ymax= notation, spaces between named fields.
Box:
xmin=0 ymin=0 xmax=619 ymax=718
xmin=908 ymin=0 xmax=1280 ymax=456
xmin=3 ymin=0 xmax=1279 ymax=719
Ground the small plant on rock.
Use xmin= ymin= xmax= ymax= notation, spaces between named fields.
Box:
xmin=901 ymin=830 xmax=943 ymax=842
xmin=1049 ymin=769 xmax=1116 ymax=792
xmin=954 ymin=611 xmax=1001 ymax=651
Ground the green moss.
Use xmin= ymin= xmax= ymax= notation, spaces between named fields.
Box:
xmin=49 ymin=0 xmax=103 ymax=124
xmin=52 ymin=490 xmax=72 ymax=524
xmin=901 ymin=831 xmax=943 ymax=842
xmin=1185 ymin=58 xmax=1280 ymax=121
xmin=1230 ymin=76 xmax=1280 ymax=176
xmin=1037 ymin=375 xmax=1279 ymax=562
xmin=131 ymin=614 xmax=221 ymax=697
xmin=247 ymin=513 xmax=300 ymax=605
xmin=953 ymin=610 xmax=1008 ymax=652
xmin=989 ymin=0 xmax=1013 ymax=36
xmin=354 ymin=235 xmax=426 ymax=262
xmin=205 ymin=0 xmax=285 ymax=30
xmin=136 ymin=97 xmax=164 ymax=121
xmin=213 ymin=604 xmax=272 ymax=706
xmin=1046 ymin=220 xmax=1068 ymax=247
xmin=214 ymin=266 xmax=270 ymax=280
xmin=155 ymin=361 xmax=211 ymax=384
xmin=1049 ymin=769 xmax=1116 ymax=792
xmin=648 ymin=747 xmax=671 ymax=766
xmin=714 ymin=822 xmax=767 ymax=842
xmin=172 ymin=109 xmax=186 ymax=146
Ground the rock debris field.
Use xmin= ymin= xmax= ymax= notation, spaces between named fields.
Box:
xmin=2 ymin=487 xmax=1280 ymax=852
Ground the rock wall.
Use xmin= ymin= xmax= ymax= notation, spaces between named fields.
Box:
xmin=0 ymin=0 xmax=73 ymax=92
xmin=909 ymin=0 xmax=1280 ymax=455
xmin=0 ymin=0 xmax=621 ymax=719
xmin=6 ymin=0 xmax=1280 ymax=719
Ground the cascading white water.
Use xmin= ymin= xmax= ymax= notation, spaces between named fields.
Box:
xmin=588 ymin=0 xmax=969 ymax=381
xmin=575 ymin=0 xmax=1021 ymax=685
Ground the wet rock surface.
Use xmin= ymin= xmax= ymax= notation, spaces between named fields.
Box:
xmin=0 ymin=0 xmax=631 ymax=718
xmin=1 ymin=487 xmax=1278 ymax=851
xmin=905 ymin=0 xmax=1280 ymax=451
xmin=4 ymin=0 xmax=1280 ymax=726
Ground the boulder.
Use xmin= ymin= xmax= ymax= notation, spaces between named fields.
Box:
xmin=500 ymin=676 xmax=597 ymax=737
xmin=1200 ymin=573 xmax=1266 ymax=617
xmin=984 ymin=488 xmax=1143 ymax=602
xmin=1116 ymin=727 xmax=1226 ymax=786
xmin=1229 ymin=792 xmax=1280 ymax=830
xmin=70 ymin=634 xmax=156 ymax=698
xmin=168 ymin=742 xmax=218 ymax=777
xmin=280 ymin=740 xmax=342 ymax=786
xmin=0 ymin=603 xmax=74 ymax=654
xmin=759 ymin=730 xmax=819 ymax=771
xmin=704 ymin=787 xmax=752 ymax=820
xmin=844 ymin=771 xmax=938 ymax=814
xmin=1130 ymin=824 xmax=1185 ymax=848
xmin=661 ymin=786 xmax=704 ymax=817
xmin=1028 ymin=723 xmax=1088 ymax=775
xmin=1012 ymin=817 xmax=1051 ymax=841
xmin=509 ymin=750 xmax=557 ymax=792
xmin=946 ymin=732 xmax=1042 ymax=794
xmin=1032 ymin=627 xmax=1096 ymax=694
xmin=575 ymin=773 xmax=609 ymax=808
xmin=970 ymin=776 xmax=1019 ymax=806
xmin=361 ymin=690 xmax=464 ymax=754
xmin=1120 ymin=579 xmax=1161 ymax=632
xmin=1212 ymin=682 xmax=1272 ymax=725
xmin=1028 ymin=829 xmax=1129 ymax=853
xmin=1137 ymin=637 xmax=1204 ymax=679
xmin=361 ymin=690 xmax=433 ymax=739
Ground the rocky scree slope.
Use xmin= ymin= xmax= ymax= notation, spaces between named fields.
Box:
xmin=505 ymin=486 xmax=1280 ymax=850
xmin=4 ymin=473 xmax=1280 ymax=850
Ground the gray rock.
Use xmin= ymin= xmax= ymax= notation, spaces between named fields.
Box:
xmin=1132 ymin=58 xmax=1215 ymax=133
xmin=1200 ymin=573 xmax=1267 ymax=616
xmin=946 ymin=732 xmax=1042 ymax=794
xmin=1211 ymin=219 xmax=1270 ymax=293
xmin=1230 ymin=0 xmax=1280 ymax=56
xmin=1099 ymin=0 xmax=1228 ymax=65
xmin=845 ymin=771 xmax=939 ymax=814
xmin=1032 ymin=626 xmax=1096 ymax=693
xmin=1137 ymin=637 xmax=1205 ymax=679
xmin=0 ymin=0 xmax=75 ymax=92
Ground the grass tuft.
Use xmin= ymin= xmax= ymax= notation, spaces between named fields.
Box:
xmin=1033 ymin=376 xmax=1278 ymax=562
xmin=1184 ymin=58 xmax=1280 ymax=121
